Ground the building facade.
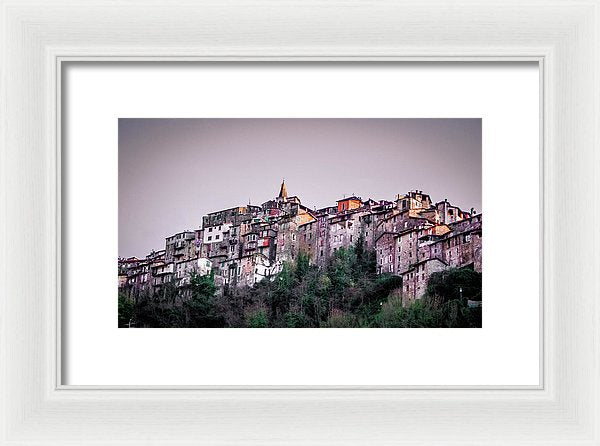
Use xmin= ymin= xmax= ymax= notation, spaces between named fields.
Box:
xmin=119 ymin=181 xmax=482 ymax=305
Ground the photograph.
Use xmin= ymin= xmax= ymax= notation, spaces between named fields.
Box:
xmin=118 ymin=118 xmax=482 ymax=328
xmin=7 ymin=0 xmax=600 ymax=442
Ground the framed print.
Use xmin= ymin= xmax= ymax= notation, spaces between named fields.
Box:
xmin=62 ymin=62 xmax=539 ymax=387
xmin=1 ymin=1 xmax=599 ymax=445
xmin=116 ymin=117 xmax=484 ymax=330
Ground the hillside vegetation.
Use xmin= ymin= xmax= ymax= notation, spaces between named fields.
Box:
xmin=119 ymin=237 xmax=482 ymax=328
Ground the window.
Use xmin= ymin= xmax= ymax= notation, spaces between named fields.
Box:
xmin=215 ymin=235 xmax=220 ymax=240
xmin=350 ymin=235 xmax=353 ymax=242
xmin=388 ymin=255 xmax=392 ymax=263
xmin=389 ymin=264 xmax=393 ymax=272
xmin=208 ymin=227 xmax=213 ymax=232
xmin=207 ymin=236 xmax=212 ymax=241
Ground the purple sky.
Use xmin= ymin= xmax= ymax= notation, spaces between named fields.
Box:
xmin=119 ymin=118 xmax=481 ymax=258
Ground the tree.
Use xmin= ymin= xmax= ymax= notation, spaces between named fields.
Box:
xmin=354 ymin=234 xmax=376 ymax=276
xmin=294 ymin=250 xmax=311 ymax=282
xmin=121 ymin=241 xmax=481 ymax=328
xmin=268 ymin=261 xmax=295 ymax=325
xmin=131 ymin=284 xmax=183 ymax=328
xmin=118 ymin=293 xmax=134 ymax=327
xmin=245 ymin=307 xmax=269 ymax=328
xmin=426 ymin=267 xmax=482 ymax=304
xmin=321 ymin=309 xmax=358 ymax=328
xmin=184 ymin=272 xmax=224 ymax=327
xmin=424 ymin=267 xmax=482 ymax=328
xmin=284 ymin=310 xmax=310 ymax=328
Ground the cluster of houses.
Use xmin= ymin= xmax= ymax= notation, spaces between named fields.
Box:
xmin=119 ymin=181 xmax=482 ymax=304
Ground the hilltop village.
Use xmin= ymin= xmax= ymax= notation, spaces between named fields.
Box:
xmin=119 ymin=181 xmax=482 ymax=305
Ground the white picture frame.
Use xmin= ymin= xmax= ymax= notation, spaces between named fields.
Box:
xmin=1 ymin=1 xmax=598 ymax=444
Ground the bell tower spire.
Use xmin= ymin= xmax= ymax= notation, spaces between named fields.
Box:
xmin=278 ymin=179 xmax=288 ymax=201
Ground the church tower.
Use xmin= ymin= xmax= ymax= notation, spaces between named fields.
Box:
xmin=278 ymin=179 xmax=288 ymax=202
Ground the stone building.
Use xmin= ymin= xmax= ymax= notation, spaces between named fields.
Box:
xmin=401 ymin=258 xmax=448 ymax=301
xmin=298 ymin=220 xmax=317 ymax=261
xmin=374 ymin=213 xmax=482 ymax=304
xmin=165 ymin=231 xmax=196 ymax=263
xmin=118 ymin=183 xmax=482 ymax=306
xmin=337 ymin=196 xmax=362 ymax=213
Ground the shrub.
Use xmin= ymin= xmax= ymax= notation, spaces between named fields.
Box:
xmin=245 ymin=308 xmax=269 ymax=328
xmin=321 ymin=309 xmax=358 ymax=328
xmin=118 ymin=293 xmax=134 ymax=327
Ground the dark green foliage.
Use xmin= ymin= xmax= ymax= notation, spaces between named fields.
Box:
xmin=130 ymin=282 xmax=184 ymax=328
xmin=426 ymin=267 xmax=482 ymax=303
xmin=373 ymin=267 xmax=483 ymax=328
xmin=294 ymin=250 xmax=311 ymax=281
xmin=245 ymin=308 xmax=269 ymax=328
xmin=183 ymin=272 xmax=224 ymax=327
xmin=321 ymin=309 xmax=358 ymax=328
xmin=118 ymin=293 xmax=134 ymax=327
xmin=120 ymin=238 xmax=482 ymax=328
xmin=376 ymin=297 xmax=438 ymax=328
xmin=284 ymin=311 xmax=310 ymax=328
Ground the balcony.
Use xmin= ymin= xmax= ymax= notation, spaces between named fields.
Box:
xmin=153 ymin=263 xmax=174 ymax=275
